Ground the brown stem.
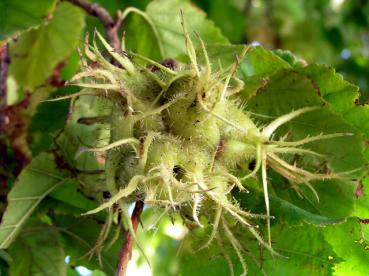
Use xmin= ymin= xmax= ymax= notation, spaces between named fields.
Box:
xmin=117 ymin=201 xmax=144 ymax=276
xmin=243 ymin=0 xmax=253 ymax=16
xmin=65 ymin=0 xmax=122 ymax=50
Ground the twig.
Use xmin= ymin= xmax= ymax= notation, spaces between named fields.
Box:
xmin=66 ymin=0 xmax=122 ymax=50
xmin=116 ymin=201 xmax=144 ymax=276
xmin=243 ymin=0 xmax=253 ymax=16
xmin=265 ymin=0 xmax=281 ymax=48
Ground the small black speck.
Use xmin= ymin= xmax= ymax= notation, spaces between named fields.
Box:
xmin=103 ymin=191 xmax=111 ymax=199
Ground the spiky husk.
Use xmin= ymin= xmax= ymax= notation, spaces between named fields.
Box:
xmin=56 ymin=24 xmax=355 ymax=274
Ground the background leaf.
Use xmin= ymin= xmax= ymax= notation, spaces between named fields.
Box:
xmin=260 ymin=223 xmax=340 ymax=276
xmin=125 ymin=0 xmax=228 ymax=60
xmin=324 ymin=219 xmax=369 ymax=275
xmin=0 ymin=0 xmax=56 ymax=40
xmin=243 ymin=70 xmax=365 ymax=218
xmin=8 ymin=221 xmax=66 ymax=276
xmin=9 ymin=2 xmax=84 ymax=90
xmin=0 ymin=153 xmax=71 ymax=249
xmin=55 ymin=216 xmax=122 ymax=276
xmin=49 ymin=181 xmax=98 ymax=212
xmin=28 ymin=87 xmax=78 ymax=155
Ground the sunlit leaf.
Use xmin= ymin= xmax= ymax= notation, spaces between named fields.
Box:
xmin=0 ymin=153 xmax=71 ymax=248
xmin=324 ymin=219 xmax=369 ymax=275
xmin=0 ymin=0 xmax=56 ymax=40
xmin=8 ymin=221 xmax=66 ymax=276
xmin=125 ymin=0 xmax=228 ymax=59
xmin=9 ymin=2 xmax=84 ymax=89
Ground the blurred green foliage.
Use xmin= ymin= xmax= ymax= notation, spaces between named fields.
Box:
xmin=192 ymin=0 xmax=369 ymax=101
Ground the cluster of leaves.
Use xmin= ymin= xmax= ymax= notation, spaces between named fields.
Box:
xmin=1 ymin=0 xmax=369 ymax=275
xmin=191 ymin=0 xmax=369 ymax=102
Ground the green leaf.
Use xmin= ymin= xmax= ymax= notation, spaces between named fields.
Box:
xmin=244 ymin=70 xmax=366 ymax=218
xmin=91 ymin=270 xmax=107 ymax=276
xmin=273 ymin=49 xmax=306 ymax=67
xmin=252 ymin=220 xmax=369 ymax=275
xmin=324 ymin=219 xmax=369 ymax=275
xmin=170 ymin=219 xmax=367 ymax=276
xmin=0 ymin=249 xmax=12 ymax=263
xmin=56 ymin=216 xmax=122 ymax=275
xmin=197 ymin=44 xmax=244 ymax=70
xmin=0 ymin=0 xmax=56 ymax=40
xmin=256 ymin=60 xmax=369 ymax=145
xmin=241 ymin=46 xmax=290 ymax=77
xmin=0 ymin=153 xmax=71 ymax=249
xmin=237 ymin=183 xmax=346 ymax=228
xmin=67 ymin=267 xmax=80 ymax=276
xmin=124 ymin=13 xmax=162 ymax=61
xmin=270 ymin=195 xmax=346 ymax=226
xmin=9 ymin=2 xmax=84 ymax=89
xmin=28 ymin=87 xmax=78 ymax=155
xmin=259 ymin=224 xmax=340 ymax=276
xmin=295 ymin=64 xmax=369 ymax=142
xmin=125 ymin=0 xmax=228 ymax=60
xmin=8 ymin=222 xmax=66 ymax=276
xmin=204 ymin=0 xmax=245 ymax=43
xmin=177 ymin=223 xmax=339 ymax=276
xmin=50 ymin=181 xmax=98 ymax=212
xmin=179 ymin=246 xmax=238 ymax=276
xmin=298 ymin=64 xmax=359 ymax=114
xmin=60 ymin=51 xmax=81 ymax=80
xmin=353 ymin=176 xmax=369 ymax=218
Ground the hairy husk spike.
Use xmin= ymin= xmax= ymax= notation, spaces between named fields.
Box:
xmin=63 ymin=26 xmax=359 ymax=271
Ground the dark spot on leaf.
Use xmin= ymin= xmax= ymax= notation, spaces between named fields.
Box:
xmin=47 ymin=61 xmax=66 ymax=87
xmin=103 ymin=191 xmax=111 ymax=199
xmin=356 ymin=181 xmax=364 ymax=198
xmin=248 ymin=159 xmax=256 ymax=171
xmin=309 ymin=78 xmax=321 ymax=96
xmin=255 ymin=78 xmax=269 ymax=95
xmin=359 ymin=218 xmax=369 ymax=224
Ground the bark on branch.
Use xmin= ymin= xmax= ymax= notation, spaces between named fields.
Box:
xmin=66 ymin=0 xmax=123 ymax=50
xmin=117 ymin=201 xmax=145 ymax=276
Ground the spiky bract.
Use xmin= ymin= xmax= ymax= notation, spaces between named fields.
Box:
xmin=56 ymin=23 xmax=354 ymax=274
